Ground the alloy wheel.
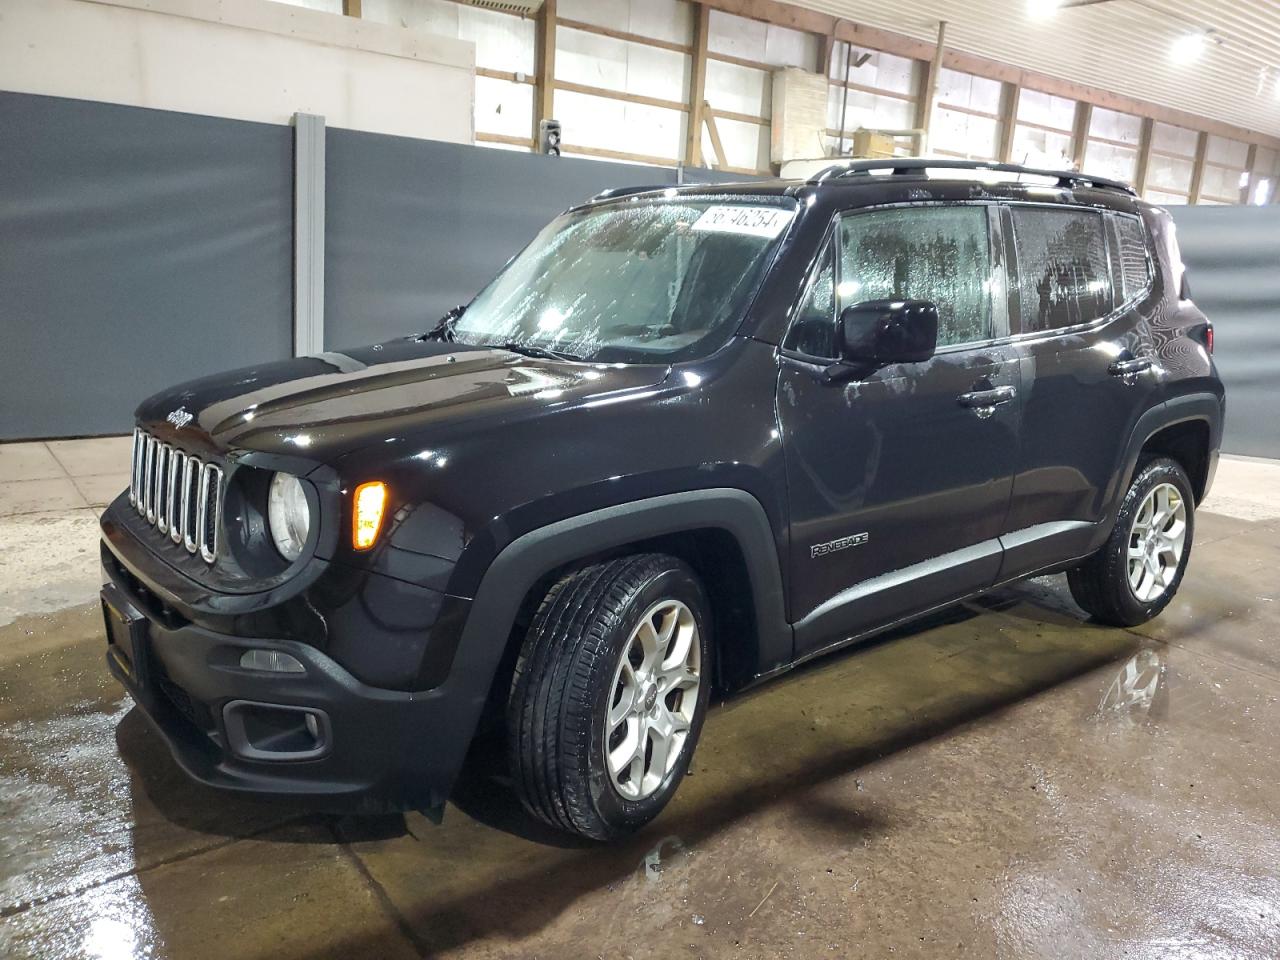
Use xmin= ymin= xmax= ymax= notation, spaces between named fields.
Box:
xmin=604 ymin=599 xmax=702 ymax=801
xmin=1127 ymin=481 xmax=1187 ymax=603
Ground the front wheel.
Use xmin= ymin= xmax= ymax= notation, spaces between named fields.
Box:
xmin=1067 ymin=457 xmax=1195 ymax=626
xmin=506 ymin=553 xmax=712 ymax=840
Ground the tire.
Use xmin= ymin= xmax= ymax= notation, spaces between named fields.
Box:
xmin=1067 ymin=457 xmax=1195 ymax=627
xmin=506 ymin=553 xmax=713 ymax=841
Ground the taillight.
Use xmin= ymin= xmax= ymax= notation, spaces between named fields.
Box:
xmin=1205 ymin=324 xmax=1214 ymax=355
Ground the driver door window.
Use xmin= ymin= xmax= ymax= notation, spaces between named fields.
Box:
xmin=837 ymin=206 xmax=995 ymax=348
xmin=784 ymin=205 xmax=998 ymax=358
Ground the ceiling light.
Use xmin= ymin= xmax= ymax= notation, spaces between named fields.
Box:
xmin=1170 ymin=31 xmax=1206 ymax=64
xmin=1026 ymin=0 xmax=1061 ymax=19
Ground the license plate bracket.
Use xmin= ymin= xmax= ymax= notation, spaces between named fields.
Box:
xmin=102 ymin=585 xmax=149 ymax=686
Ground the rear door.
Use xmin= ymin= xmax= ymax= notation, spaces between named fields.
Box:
xmin=999 ymin=202 xmax=1161 ymax=578
xmin=778 ymin=202 xmax=1021 ymax=658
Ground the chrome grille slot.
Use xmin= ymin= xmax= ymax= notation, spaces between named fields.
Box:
xmin=129 ymin=429 xmax=143 ymax=507
xmin=182 ymin=456 xmax=200 ymax=554
xmin=129 ymin=428 xmax=224 ymax=563
xmin=156 ymin=445 xmax=171 ymax=534
xmin=144 ymin=436 xmax=158 ymax=522
xmin=167 ymin=451 xmax=185 ymax=544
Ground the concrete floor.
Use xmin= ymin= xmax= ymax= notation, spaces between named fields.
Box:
xmin=1 ymin=439 xmax=1278 ymax=959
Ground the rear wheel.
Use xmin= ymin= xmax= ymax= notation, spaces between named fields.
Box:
xmin=506 ymin=553 xmax=712 ymax=840
xmin=1067 ymin=457 xmax=1195 ymax=626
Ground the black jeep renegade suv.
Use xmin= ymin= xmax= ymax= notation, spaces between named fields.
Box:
xmin=101 ymin=159 xmax=1223 ymax=840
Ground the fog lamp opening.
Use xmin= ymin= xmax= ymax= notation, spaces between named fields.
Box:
xmin=239 ymin=649 xmax=306 ymax=673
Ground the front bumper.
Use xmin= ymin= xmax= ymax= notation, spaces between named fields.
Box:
xmin=102 ymin=574 xmax=472 ymax=812
xmin=99 ymin=523 xmax=482 ymax=814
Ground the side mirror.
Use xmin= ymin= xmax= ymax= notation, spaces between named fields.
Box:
xmin=839 ymin=299 xmax=939 ymax=366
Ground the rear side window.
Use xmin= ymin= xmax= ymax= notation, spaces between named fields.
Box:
xmin=1010 ymin=207 xmax=1113 ymax=333
xmin=1113 ymin=215 xmax=1152 ymax=302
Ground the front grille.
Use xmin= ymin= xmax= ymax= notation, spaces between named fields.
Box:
xmin=128 ymin=428 xmax=223 ymax=563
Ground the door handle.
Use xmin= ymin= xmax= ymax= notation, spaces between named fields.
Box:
xmin=1108 ymin=357 xmax=1152 ymax=377
xmin=957 ymin=385 xmax=1016 ymax=413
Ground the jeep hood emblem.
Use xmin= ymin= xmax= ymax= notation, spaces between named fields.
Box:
xmin=166 ymin=407 xmax=194 ymax=429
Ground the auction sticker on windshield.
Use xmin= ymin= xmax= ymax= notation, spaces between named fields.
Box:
xmin=691 ymin=205 xmax=794 ymax=238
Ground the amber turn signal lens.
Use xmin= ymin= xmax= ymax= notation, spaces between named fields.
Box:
xmin=352 ymin=481 xmax=387 ymax=550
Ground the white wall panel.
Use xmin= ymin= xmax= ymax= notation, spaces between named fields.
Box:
xmin=1254 ymin=146 xmax=1278 ymax=177
xmin=1152 ymin=121 xmax=1199 ymax=157
xmin=1010 ymin=125 xmax=1072 ymax=168
xmin=936 ymin=68 xmax=1001 ymax=114
xmin=458 ymin=5 xmax=535 ymax=75
xmin=1 ymin=0 xmax=474 ymax=141
xmin=1200 ymin=163 xmax=1244 ymax=202
xmin=1084 ymin=140 xmax=1137 ymax=183
xmin=556 ymin=26 xmax=688 ymax=103
xmin=363 ymin=0 xmax=534 ymax=75
xmin=557 ymin=27 xmax=627 ymax=90
xmin=1207 ymin=135 xmax=1250 ymax=168
xmin=708 ymin=9 xmax=767 ymax=61
xmin=707 ymin=9 xmax=815 ymax=70
xmin=830 ymin=44 xmax=916 ymax=96
xmin=476 ymin=140 xmax=532 ymax=153
xmin=555 ymin=89 xmax=683 ymax=161
xmin=1017 ymin=88 xmax=1076 ymax=132
xmin=827 ymin=86 xmax=914 ymax=134
xmin=701 ymin=116 xmax=768 ymax=170
xmin=763 ymin=23 xmax=818 ymax=70
xmin=362 ymin=0 xmax=454 ymax=31
xmin=1089 ymin=107 xmax=1142 ymax=146
xmin=1148 ymin=153 xmax=1194 ymax=196
xmin=283 ymin=0 xmax=342 ymax=12
xmin=706 ymin=59 xmax=770 ymax=118
xmin=475 ymin=76 xmax=533 ymax=139
xmin=932 ymin=107 xmax=998 ymax=159
xmin=558 ymin=0 xmax=692 ymax=46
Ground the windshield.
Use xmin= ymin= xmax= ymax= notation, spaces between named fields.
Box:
xmin=452 ymin=197 xmax=796 ymax=363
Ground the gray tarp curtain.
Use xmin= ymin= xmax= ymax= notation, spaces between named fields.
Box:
xmin=0 ymin=92 xmax=293 ymax=440
xmin=1169 ymin=204 xmax=1280 ymax=460
xmin=323 ymin=128 xmax=752 ymax=350
xmin=0 ymin=90 xmax=1275 ymax=457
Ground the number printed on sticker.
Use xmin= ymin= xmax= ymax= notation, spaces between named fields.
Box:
xmin=692 ymin=205 xmax=794 ymax=238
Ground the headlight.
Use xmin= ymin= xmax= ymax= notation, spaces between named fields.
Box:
xmin=267 ymin=472 xmax=311 ymax=562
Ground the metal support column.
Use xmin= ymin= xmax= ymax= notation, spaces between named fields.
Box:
xmin=293 ymin=112 xmax=325 ymax=357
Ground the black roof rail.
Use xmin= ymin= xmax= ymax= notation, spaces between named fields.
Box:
xmin=807 ymin=158 xmax=1136 ymax=196
xmin=590 ymin=185 xmax=670 ymax=202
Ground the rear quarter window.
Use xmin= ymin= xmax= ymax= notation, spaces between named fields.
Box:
xmin=1010 ymin=207 xmax=1113 ymax=333
xmin=1114 ymin=215 xmax=1153 ymax=302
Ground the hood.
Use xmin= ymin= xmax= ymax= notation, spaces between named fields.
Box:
xmin=135 ymin=338 xmax=671 ymax=464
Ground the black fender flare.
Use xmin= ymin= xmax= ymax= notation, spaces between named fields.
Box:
xmin=424 ymin=488 xmax=792 ymax=804
xmin=463 ymin=487 xmax=790 ymax=677
xmin=1105 ymin=392 xmax=1223 ymax=526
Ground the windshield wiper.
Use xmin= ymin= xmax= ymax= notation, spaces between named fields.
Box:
xmin=495 ymin=341 xmax=585 ymax=363
xmin=420 ymin=305 xmax=466 ymax=342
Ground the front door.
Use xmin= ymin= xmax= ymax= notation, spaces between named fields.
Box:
xmin=777 ymin=203 xmax=1020 ymax=657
